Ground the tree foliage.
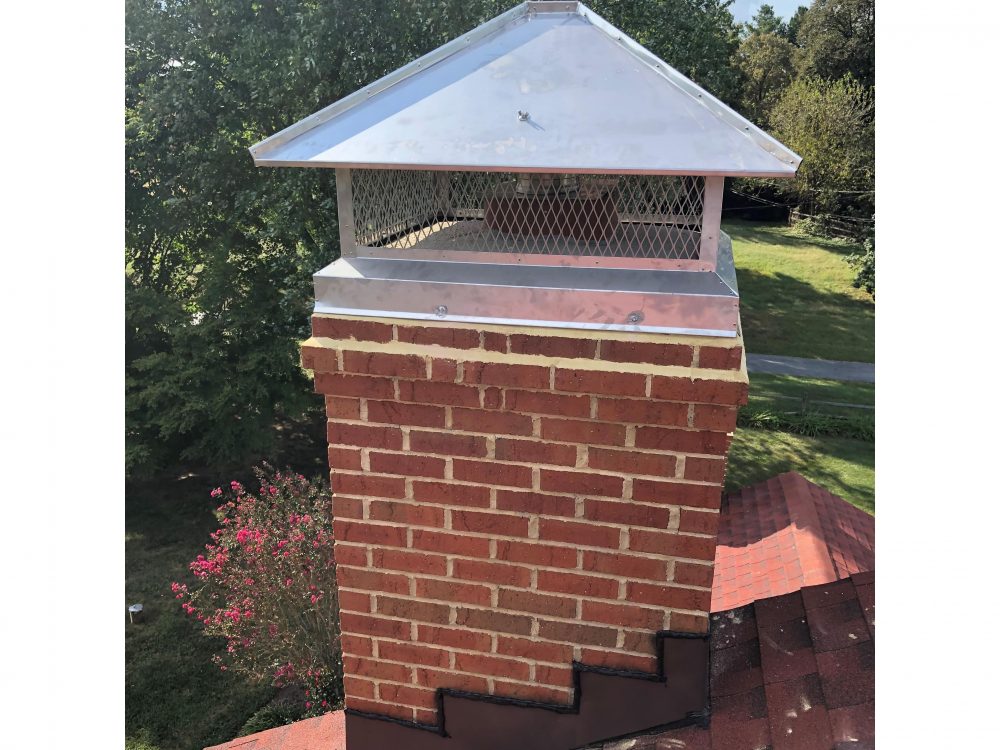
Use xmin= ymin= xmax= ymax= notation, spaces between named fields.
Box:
xmin=744 ymin=4 xmax=788 ymax=37
xmin=735 ymin=31 xmax=797 ymax=125
xmin=767 ymin=76 xmax=874 ymax=218
xmin=795 ymin=0 xmax=875 ymax=88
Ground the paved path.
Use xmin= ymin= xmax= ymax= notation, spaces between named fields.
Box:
xmin=746 ymin=354 xmax=875 ymax=383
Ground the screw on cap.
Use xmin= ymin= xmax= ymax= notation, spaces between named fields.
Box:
xmin=517 ymin=110 xmax=530 ymax=121
xmin=434 ymin=305 xmax=448 ymax=318
xmin=627 ymin=311 xmax=644 ymax=324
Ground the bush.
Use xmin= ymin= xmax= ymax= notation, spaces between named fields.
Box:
xmin=848 ymin=236 xmax=875 ymax=297
xmin=173 ymin=466 xmax=342 ymax=716
xmin=738 ymin=407 xmax=874 ymax=442
xmin=239 ymin=701 xmax=309 ymax=737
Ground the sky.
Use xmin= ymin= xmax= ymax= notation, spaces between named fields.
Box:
xmin=728 ymin=0 xmax=807 ymax=23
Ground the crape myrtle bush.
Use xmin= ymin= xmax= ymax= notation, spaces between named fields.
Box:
xmin=173 ymin=466 xmax=342 ymax=715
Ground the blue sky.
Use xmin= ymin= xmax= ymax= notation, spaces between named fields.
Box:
xmin=728 ymin=0 xmax=807 ymax=23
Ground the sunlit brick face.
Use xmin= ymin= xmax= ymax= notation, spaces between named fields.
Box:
xmin=303 ymin=314 xmax=747 ymax=725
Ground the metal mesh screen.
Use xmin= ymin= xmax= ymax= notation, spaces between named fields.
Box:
xmin=349 ymin=170 xmax=705 ymax=260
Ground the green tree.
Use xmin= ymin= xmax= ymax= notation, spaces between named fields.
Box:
xmin=796 ymin=0 xmax=875 ymax=88
xmin=786 ymin=5 xmax=809 ymax=45
xmin=735 ymin=31 xmax=797 ymax=124
xmin=767 ymin=76 xmax=874 ymax=219
xmin=745 ymin=4 xmax=788 ymax=37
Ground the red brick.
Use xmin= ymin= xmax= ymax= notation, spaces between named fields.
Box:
xmin=343 ymin=675 xmax=376 ymax=698
xmin=463 ymin=361 xmax=550 ymax=389
xmin=684 ymin=456 xmax=727 ymax=483
xmin=398 ymin=380 xmax=481 ymax=407
xmin=342 ymin=350 xmax=425 ymax=379
xmin=589 ymin=448 xmax=676 ymax=477
xmin=377 ymin=595 xmax=451 ymax=624
xmin=327 ymin=422 xmax=402 ymax=450
xmin=670 ymin=611 xmax=710 ymax=634
xmin=678 ymin=508 xmax=720 ymax=535
xmin=366 ymin=400 xmax=445 ymax=428
xmin=415 ymin=708 xmax=439 ymax=726
xmin=540 ymin=418 xmax=626 ymax=446
xmin=582 ymin=600 xmax=664 ymax=630
xmin=337 ymin=565 xmax=409 ymax=594
xmin=596 ymin=398 xmax=688 ymax=426
xmin=301 ymin=346 xmax=341 ymax=373
xmin=334 ymin=521 xmax=407 ymax=549
xmin=339 ymin=613 xmax=410 ymax=640
xmin=377 ymin=640 xmax=451 ymax=668
xmin=454 ymin=652 xmax=530 ymax=680
xmin=452 ymin=558 xmax=532 ymax=587
xmin=649 ymin=376 xmax=748 ymax=405
xmin=581 ymin=550 xmax=669 ymax=581
xmin=498 ymin=588 xmax=576 ymax=618
xmin=417 ymin=625 xmax=492 ymax=652
xmin=372 ymin=548 xmax=447 ymax=576
xmin=331 ymin=472 xmax=406 ymax=499
xmin=482 ymin=387 xmax=502 ymax=409
xmin=409 ymin=430 xmax=488 ymax=457
xmin=634 ymin=426 xmax=731 ymax=455
xmin=453 ymin=459 xmax=533 ymax=488
xmin=411 ymin=529 xmax=491 ymax=558
xmin=345 ymin=697 xmax=412 ymax=721
xmin=496 ymin=637 xmax=573 ymax=664
xmin=537 ymin=570 xmax=618 ymax=599
xmin=579 ymin=649 xmax=658 ymax=673
xmin=325 ymin=395 xmax=361 ymax=419
xmin=328 ymin=446 xmax=363 ymax=470
xmin=539 ymin=518 xmax=620 ymax=549
xmin=338 ymin=590 xmax=372 ymax=613
xmin=621 ymin=631 xmax=655 ymax=653
xmin=396 ymin=324 xmax=480 ymax=349
xmin=313 ymin=316 xmax=393 ymax=343
xmin=504 ymin=390 xmax=591 ymax=418
xmin=599 ymin=339 xmax=694 ymax=367
xmin=697 ymin=345 xmax=743 ymax=370
xmin=411 ymin=481 xmax=491 ymax=508
xmin=482 ymin=331 xmax=508 ymax=352
xmin=342 ymin=656 xmax=412 ymax=683
xmin=315 ymin=372 xmax=395 ymax=399
xmin=429 ymin=358 xmax=459 ymax=382
xmin=333 ymin=495 xmax=364 ymax=519
xmin=674 ymin=561 xmax=715 ymax=588
xmin=629 ymin=529 xmax=717 ymax=561
xmin=584 ymin=499 xmax=672 ymax=529
xmin=495 ymin=540 xmax=577 ymax=568
xmin=495 ymin=438 xmax=577 ymax=466
xmin=334 ymin=543 xmax=368 ymax=568
xmin=554 ymin=369 xmax=647 ymax=397
xmin=415 ymin=668 xmax=490 ymax=694
xmin=370 ymin=451 xmax=446 ymax=479
xmin=627 ymin=582 xmax=712 ymax=611
xmin=537 ymin=620 xmax=617 ymax=647
xmin=495 ymin=489 xmax=576 ymax=517
xmin=415 ymin=577 xmax=492 ymax=606
xmin=493 ymin=682 xmax=573 ymax=705
xmin=539 ymin=469 xmax=623 ymax=498
xmin=631 ymin=479 xmax=721 ymax=509
xmin=452 ymin=408 xmax=534 ymax=436
xmin=534 ymin=664 xmax=574 ymax=689
xmin=455 ymin=607 xmax=533 ymax=635
xmin=377 ymin=682 xmax=438 ymax=709
xmin=691 ymin=403 xmax=738 ymax=431
xmin=368 ymin=499 xmax=445 ymax=528
xmin=509 ymin=334 xmax=597 ymax=359
xmin=452 ymin=509 xmax=530 ymax=537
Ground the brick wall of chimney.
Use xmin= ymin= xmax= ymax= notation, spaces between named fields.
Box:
xmin=302 ymin=314 xmax=748 ymax=725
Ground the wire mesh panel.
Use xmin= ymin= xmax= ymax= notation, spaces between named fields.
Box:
xmin=349 ymin=169 xmax=706 ymax=263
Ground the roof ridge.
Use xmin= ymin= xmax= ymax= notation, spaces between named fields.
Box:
xmin=779 ymin=473 xmax=838 ymax=586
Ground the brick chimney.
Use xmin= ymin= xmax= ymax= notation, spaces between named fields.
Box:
xmin=301 ymin=314 xmax=747 ymax=746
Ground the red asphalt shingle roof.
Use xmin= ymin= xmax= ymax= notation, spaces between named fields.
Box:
xmin=204 ymin=711 xmax=345 ymax=750
xmin=711 ymin=472 xmax=874 ymax=613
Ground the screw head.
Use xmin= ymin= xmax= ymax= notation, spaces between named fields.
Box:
xmin=434 ymin=305 xmax=448 ymax=318
xmin=627 ymin=311 xmax=644 ymax=324
xmin=517 ymin=110 xmax=530 ymax=122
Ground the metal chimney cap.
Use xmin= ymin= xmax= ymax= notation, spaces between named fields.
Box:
xmin=250 ymin=2 xmax=800 ymax=177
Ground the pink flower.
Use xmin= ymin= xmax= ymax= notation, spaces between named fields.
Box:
xmin=210 ymin=488 xmax=223 ymax=498
xmin=285 ymin=578 xmax=293 ymax=587
xmin=310 ymin=595 xmax=318 ymax=604
xmin=305 ymin=701 xmax=311 ymax=709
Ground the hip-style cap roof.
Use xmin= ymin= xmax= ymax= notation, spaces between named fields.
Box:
xmin=250 ymin=1 xmax=800 ymax=176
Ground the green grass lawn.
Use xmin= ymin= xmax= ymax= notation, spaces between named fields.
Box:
xmin=748 ymin=372 xmax=874 ymax=417
xmin=725 ymin=220 xmax=875 ymax=363
xmin=126 ymin=476 xmax=276 ymax=750
xmin=726 ymin=427 xmax=875 ymax=514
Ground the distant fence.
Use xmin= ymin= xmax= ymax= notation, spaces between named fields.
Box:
xmin=788 ymin=209 xmax=870 ymax=240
